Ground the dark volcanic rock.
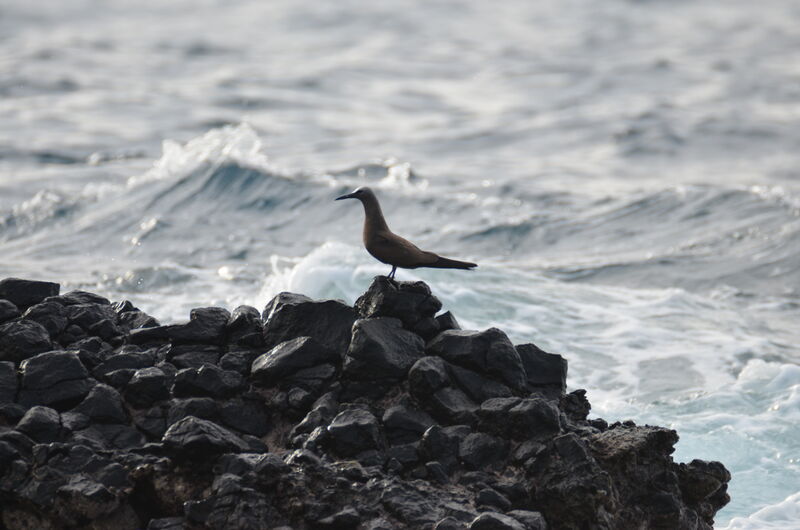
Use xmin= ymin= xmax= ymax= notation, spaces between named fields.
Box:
xmin=251 ymin=336 xmax=337 ymax=386
xmin=0 ymin=319 xmax=53 ymax=363
xmin=0 ymin=277 xmax=731 ymax=530
xmin=124 ymin=366 xmax=170 ymax=408
xmin=172 ymin=364 xmax=244 ymax=399
xmin=15 ymin=405 xmax=62 ymax=443
xmin=128 ymin=307 xmax=230 ymax=346
xmin=167 ymin=397 xmax=220 ymax=427
xmin=516 ymin=343 xmax=567 ymax=391
xmin=0 ymin=277 xmax=60 ymax=310
xmin=162 ymin=416 xmax=249 ymax=456
xmin=469 ymin=512 xmax=526 ymax=530
xmin=0 ymin=361 xmax=17 ymax=403
xmin=22 ymin=301 xmax=68 ymax=337
xmin=507 ymin=511 xmax=547 ymax=530
xmin=327 ymin=407 xmax=383 ymax=457
xmin=355 ymin=276 xmax=443 ymax=338
xmin=73 ymin=384 xmax=128 ymax=424
xmin=219 ymin=349 xmax=261 ymax=375
xmin=117 ymin=309 xmax=159 ymax=332
xmin=262 ymin=292 xmax=356 ymax=353
xmin=227 ymin=305 xmax=264 ymax=348
xmin=383 ymin=404 xmax=437 ymax=445
xmin=166 ymin=344 xmax=221 ymax=369
xmin=93 ymin=348 xmax=156 ymax=378
xmin=18 ymin=350 xmax=94 ymax=410
xmin=343 ymin=318 xmax=425 ymax=391
xmin=459 ymin=432 xmax=508 ymax=471
xmin=0 ymin=299 xmax=20 ymax=324
xmin=428 ymin=328 xmax=527 ymax=392
xmin=49 ymin=290 xmax=111 ymax=306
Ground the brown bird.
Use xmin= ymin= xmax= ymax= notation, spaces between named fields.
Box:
xmin=335 ymin=186 xmax=477 ymax=279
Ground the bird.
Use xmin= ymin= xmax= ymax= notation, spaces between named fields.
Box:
xmin=335 ymin=186 xmax=477 ymax=279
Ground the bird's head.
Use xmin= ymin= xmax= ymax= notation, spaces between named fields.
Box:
xmin=335 ymin=186 xmax=374 ymax=202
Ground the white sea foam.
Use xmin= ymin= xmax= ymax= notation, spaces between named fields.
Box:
xmin=721 ymin=492 xmax=800 ymax=529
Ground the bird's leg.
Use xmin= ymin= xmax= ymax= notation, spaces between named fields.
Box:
xmin=388 ymin=266 xmax=397 ymax=280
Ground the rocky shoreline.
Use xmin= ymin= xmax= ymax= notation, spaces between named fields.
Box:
xmin=0 ymin=276 xmax=730 ymax=529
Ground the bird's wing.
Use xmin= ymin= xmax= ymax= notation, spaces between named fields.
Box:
xmin=369 ymin=232 xmax=438 ymax=267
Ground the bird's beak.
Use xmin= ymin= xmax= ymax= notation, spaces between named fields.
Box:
xmin=335 ymin=192 xmax=356 ymax=201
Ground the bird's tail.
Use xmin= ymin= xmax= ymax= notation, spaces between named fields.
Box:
xmin=428 ymin=256 xmax=477 ymax=270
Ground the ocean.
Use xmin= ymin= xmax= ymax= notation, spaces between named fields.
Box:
xmin=1 ymin=0 xmax=799 ymax=526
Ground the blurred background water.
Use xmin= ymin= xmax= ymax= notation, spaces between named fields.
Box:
xmin=1 ymin=1 xmax=799 ymax=526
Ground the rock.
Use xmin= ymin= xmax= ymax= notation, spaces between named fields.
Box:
xmin=527 ymin=433 xmax=614 ymax=528
xmin=459 ymin=432 xmax=508 ymax=470
xmin=435 ymin=311 xmax=461 ymax=332
xmin=0 ymin=278 xmax=60 ymax=310
xmin=0 ymin=361 xmax=17 ymax=403
xmin=476 ymin=488 xmax=512 ymax=512
xmin=18 ymin=350 xmax=94 ymax=410
xmin=429 ymin=387 xmax=478 ymax=425
xmin=132 ymin=405 xmax=168 ymax=439
xmin=327 ymin=408 xmax=382 ymax=457
xmin=104 ymin=368 xmax=136 ymax=389
xmin=227 ymin=305 xmax=264 ymax=348
xmin=561 ymin=389 xmax=591 ymax=423
xmin=167 ymin=397 xmax=220 ymax=427
xmin=0 ymin=278 xmax=732 ymax=530
xmin=22 ymin=301 xmax=68 ymax=337
xmin=15 ymin=406 xmax=62 ymax=443
xmin=93 ymin=348 xmax=156 ymax=378
xmin=262 ymin=292 xmax=356 ymax=353
xmin=435 ymin=517 xmax=466 ymax=530
xmin=49 ymin=290 xmax=111 ymax=306
xmin=469 ymin=512 xmax=526 ymax=530
xmin=124 ymin=367 xmax=170 ymax=408
xmin=66 ymin=303 xmax=118 ymax=332
xmin=128 ymin=307 xmax=230 ymax=346
xmin=117 ymin=310 xmax=158 ymax=332
xmin=54 ymin=476 xmax=121 ymax=522
xmin=428 ymin=328 xmax=526 ymax=392
xmin=383 ymin=404 xmax=437 ymax=445
xmin=0 ymin=402 xmax=26 ymax=426
xmin=219 ymin=349 xmax=260 ymax=375
xmin=71 ymin=337 xmax=112 ymax=370
xmin=343 ymin=318 xmax=425 ymax=391
xmin=355 ymin=277 xmax=443 ymax=338
xmin=184 ymin=474 xmax=276 ymax=530
xmin=172 ymin=307 xmax=231 ymax=345
xmin=172 ymin=364 xmax=244 ymax=399
xmin=387 ymin=442 xmax=421 ymax=470
xmin=409 ymin=356 xmax=452 ymax=396
xmin=317 ymin=507 xmax=361 ymax=528
xmin=0 ymin=319 xmax=54 ymax=363
xmin=516 ymin=343 xmax=567 ymax=391
xmin=73 ymin=384 xmax=128 ymax=424
xmin=146 ymin=517 xmax=186 ymax=530
xmin=251 ymin=336 xmax=338 ymax=386
xmin=420 ymin=425 xmax=470 ymax=473
xmin=507 ymin=511 xmax=547 ymax=530
xmin=0 ymin=299 xmax=20 ymax=323
xmin=449 ymin=364 xmax=513 ymax=403
xmin=219 ymin=397 xmax=270 ymax=436
xmin=166 ymin=344 xmax=222 ymax=369
xmin=504 ymin=398 xmax=562 ymax=440
xmin=162 ymin=416 xmax=250 ymax=456
xmin=287 ymin=363 xmax=336 ymax=393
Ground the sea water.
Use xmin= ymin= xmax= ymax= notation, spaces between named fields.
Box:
xmin=1 ymin=1 xmax=799 ymax=526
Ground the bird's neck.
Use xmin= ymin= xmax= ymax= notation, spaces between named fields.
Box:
xmin=361 ymin=197 xmax=390 ymax=236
